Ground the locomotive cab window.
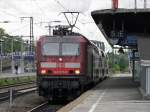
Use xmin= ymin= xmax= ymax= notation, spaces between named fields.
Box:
xmin=62 ymin=43 xmax=80 ymax=56
xmin=42 ymin=43 xmax=59 ymax=56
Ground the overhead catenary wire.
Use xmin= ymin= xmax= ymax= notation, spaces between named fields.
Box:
xmin=0 ymin=8 xmax=19 ymax=19
xmin=0 ymin=0 xmax=96 ymax=39
xmin=54 ymin=0 xmax=69 ymax=12
xmin=54 ymin=0 xmax=81 ymax=21
xmin=31 ymin=0 xmax=47 ymax=17
xmin=53 ymin=0 xmax=94 ymax=31
xmin=8 ymin=24 xmax=30 ymax=35
xmin=3 ymin=1 xmax=28 ymax=17
xmin=34 ymin=23 xmax=48 ymax=32
xmin=54 ymin=0 xmax=92 ymax=23
xmin=53 ymin=0 xmax=96 ymax=38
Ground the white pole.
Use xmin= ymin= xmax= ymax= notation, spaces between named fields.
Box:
xmin=11 ymin=37 xmax=14 ymax=74
xmin=0 ymin=41 xmax=2 ymax=73
xmin=135 ymin=0 xmax=137 ymax=10
xmin=9 ymin=88 xmax=13 ymax=107
xmin=20 ymin=36 xmax=24 ymax=73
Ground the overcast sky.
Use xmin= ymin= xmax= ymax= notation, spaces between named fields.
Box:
xmin=0 ymin=0 xmax=150 ymax=52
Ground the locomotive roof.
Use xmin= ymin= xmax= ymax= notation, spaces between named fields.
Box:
xmin=38 ymin=35 xmax=90 ymax=43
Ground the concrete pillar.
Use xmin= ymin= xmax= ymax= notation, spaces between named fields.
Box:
xmin=146 ymin=67 xmax=150 ymax=95
xmin=140 ymin=60 xmax=150 ymax=96
xmin=137 ymin=35 xmax=150 ymax=97
xmin=132 ymin=50 xmax=135 ymax=81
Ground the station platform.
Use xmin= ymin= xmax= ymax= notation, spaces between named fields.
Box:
xmin=58 ymin=74 xmax=150 ymax=112
xmin=0 ymin=72 xmax=36 ymax=79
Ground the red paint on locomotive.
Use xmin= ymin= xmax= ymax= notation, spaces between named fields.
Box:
xmin=36 ymin=35 xmax=107 ymax=100
xmin=36 ymin=36 xmax=88 ymax=76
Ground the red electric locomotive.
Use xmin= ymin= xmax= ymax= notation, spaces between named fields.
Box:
xmin=36 ymin=28 xmax=106 ymax=100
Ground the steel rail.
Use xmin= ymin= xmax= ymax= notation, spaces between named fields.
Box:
xmin=0 ymin=86 xmax=37 ymax=103
xmin=0 ymin=81 xmax=36 ymax=89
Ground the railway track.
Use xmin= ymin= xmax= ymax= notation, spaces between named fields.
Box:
xmin=0 ymin=81 xmax=36 ymax=95
xmin=27 ymin=102 xmax=63 ymax=112
xmin=27 ymin=99 xmax=71 ymax=112
xmin=0 ymin=82 xmax=37 ymax=103
xmin=0 ymin=86 xmax=37 ymax=103
xmin=0 ymin=81 xmax=36 ymax=89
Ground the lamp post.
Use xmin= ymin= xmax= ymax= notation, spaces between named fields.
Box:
xmin=0 ymin=39 xmax=4 ymax=73
xmin=20 ymin=36 xmax=24 ymax=73
xmin=21 ymin=17 xmax=34 ymax=53
xmin=11 ymin=36 xmax=14 ymax=74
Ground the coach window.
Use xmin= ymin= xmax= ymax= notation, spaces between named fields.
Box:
xmin=62 ymin=43 xmax=79 ymax=56
xmin=42 ymin=43 xmax=59 ymax=55
xmin=101 ymin=51 xmax=105 ymax=57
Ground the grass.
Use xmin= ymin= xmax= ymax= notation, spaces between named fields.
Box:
xmin=0 ymin=76 xmax=36 ymax=87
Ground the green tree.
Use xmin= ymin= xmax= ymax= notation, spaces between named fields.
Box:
xmin=113 ymin=64 xmax=120 ymax=73
xmin=108 ymin=52 xmax=129 ymax=73
xmin=0 ymin=28 xmax=23 ymax=54
xmin=118 ymin=54 xmax=129 ymax=72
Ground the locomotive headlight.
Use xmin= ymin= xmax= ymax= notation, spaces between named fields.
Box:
xmin=75 ymin=70 xmax=80 ymax=75
xmin=59 ymin=58 xmax=62 ymax=62
xmin=41 ymin=69 xmax=46 ymax=74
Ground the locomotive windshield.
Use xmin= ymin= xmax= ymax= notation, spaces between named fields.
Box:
xmin=42 ymin=43 xmax=59 ymax=55
xmin=42 ymin=43 xmax=79 ymax=56
xmin=62 ymin=43 xmax=79 ymax=56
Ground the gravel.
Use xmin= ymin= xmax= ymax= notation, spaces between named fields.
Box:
xmin=0 ymin=91 xmax=46 ymax=112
